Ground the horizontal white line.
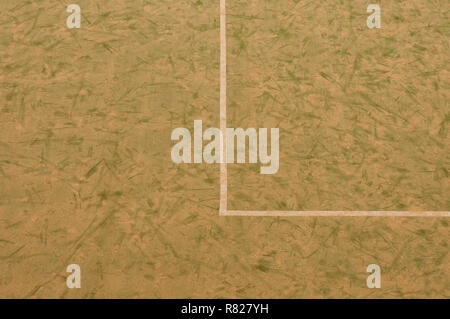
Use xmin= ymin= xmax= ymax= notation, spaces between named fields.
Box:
xmin=221 ymin=210 xmax=450 ymax=217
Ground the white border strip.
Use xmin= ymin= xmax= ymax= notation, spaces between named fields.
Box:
xmin=222 ymin=210 xmax=450 ymax=217
xmin=218 ymin=0 xmax=449 ymax=217
xmin=219 ymin=0 xmax=227 ymax=215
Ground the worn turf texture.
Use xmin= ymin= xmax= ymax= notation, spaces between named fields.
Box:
xmin=0 ymin=0 xmax=449 ymax=298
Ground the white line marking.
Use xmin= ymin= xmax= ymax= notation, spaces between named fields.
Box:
xmin=220 ymin=0 xmax=227 ymax=214
xmin=218 ymin=0 xmax=448 ymax=217
xmin=222 ymin=210 xmax=450 ymax=217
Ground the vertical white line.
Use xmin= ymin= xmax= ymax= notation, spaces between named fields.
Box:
xmin=219 ymin=0 xmax=227 ymax=214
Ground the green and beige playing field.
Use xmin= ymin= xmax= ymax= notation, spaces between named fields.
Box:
xmin=227 ymin=0 xmax=449 ymax=212
xmin=0 ymin=0 xmax=448 ymax=298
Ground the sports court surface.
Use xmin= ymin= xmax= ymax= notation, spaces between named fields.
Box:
xmin=0 ymin=0 xmax=448 ymax=298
